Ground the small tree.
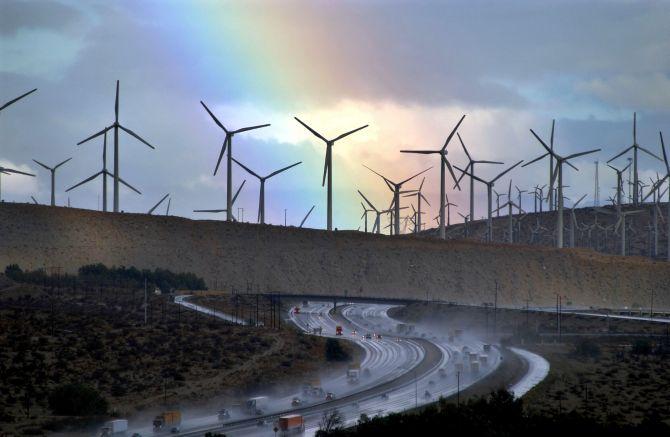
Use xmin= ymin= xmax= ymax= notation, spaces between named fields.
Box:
xmin=317 ymin=409 xmax=343 ymax=435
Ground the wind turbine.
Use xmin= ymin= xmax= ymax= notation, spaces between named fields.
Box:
xmin=148 ymin=193 xmax=170 ymax=215
xmin=358 ymin=190 xmax=381 ymax=234
xmin=77 ymin=81 xmax=156 ymax=213
xmin=300 ymin=205 xmax=315 ymax=228
xmin=67 ymin=131 xmax=141 ymax=209
xmin=523 ymin=127 xmax=600 ymax=248
xmin=400 ymin=115 xmax=465 ymax=239
xmin=364 ymin=165 xmax=432 ymax=236
xmin=200 ymin=101 xmax=270 ymax=222
xmin=455 ymin=133 xmax=503 ymax=221
xmin=607 ymin=113 xmax=662 ymax=205
xmin=642 ymin=132 xmax=670 ymax=260
xmin=455 ymin=161 xmax=523 ymax=242
xmin=295 ymin=117 xmax=368 ymax=231
xmin=0 ymin=166 xmax=35 ymax=201
xmin=402 ymin=177 xmax=430 ymax=232
xmin=568 ymin=194 xmax=587 ymax=248
xmin=32 ymin=158 xmax=72 ymax=206
xmin=194 ymin=180 xmax=246 ymax=219
xmin=360 ymin=202 xmax=374 ymax=233
xmin=494 ymin=180 xmax=524 ymax=243
xmin=0 ymin=88 xmax=37 ymax=113
xmin=232 ymin=158 xmax=301 ymax=224
xmin=514 ymin=185 xmax=527 ymax=215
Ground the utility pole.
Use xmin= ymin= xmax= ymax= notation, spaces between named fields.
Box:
xmin=650 ymin=289 xmax=654 ymax=319
xmin=456 ymin=371 xmax=460 ymax=407
xmin=493 ymin=280 xmax=498 ymax=334
xmin=284 ymin=209 xmax=287 ymax=226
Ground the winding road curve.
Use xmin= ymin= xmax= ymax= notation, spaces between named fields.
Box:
xmin=126 ymin=298 xmax=549 ymax=436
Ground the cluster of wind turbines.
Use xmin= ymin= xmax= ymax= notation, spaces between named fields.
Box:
xmin=2 ymin=84 xmax=669 ymax=260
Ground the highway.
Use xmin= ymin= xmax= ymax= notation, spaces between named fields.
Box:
xmin=126 ymin=297 xmax=545 ymax=436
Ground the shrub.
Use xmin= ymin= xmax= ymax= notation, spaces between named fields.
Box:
xmin=573 ymin=338 xmax=601 ymax=359
xmin=325 ymin=339 xmax=350 ymax=362
xmin=48 ymin=383 xmax=108 ymax=416
xmin=632 ymin=339 xmax=652 ymax=355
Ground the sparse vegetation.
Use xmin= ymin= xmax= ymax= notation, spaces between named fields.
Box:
xmin=325 ymin=338 xmax=351 ymax=362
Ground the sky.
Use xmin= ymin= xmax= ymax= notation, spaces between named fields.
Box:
xmin=1 ymin=0 xmax=670 ymax=230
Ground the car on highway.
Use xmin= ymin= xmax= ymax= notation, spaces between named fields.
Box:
xmin=325 ymin=392 xmax=336 ymax=401
xmin=217 ymin=409 xmax=230 ymax=421
xmin=291 ymin=397 xmax=302 ymax=407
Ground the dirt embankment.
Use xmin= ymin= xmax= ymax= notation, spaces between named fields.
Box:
xmin=1 ymin=203 xmax=669 ymax=308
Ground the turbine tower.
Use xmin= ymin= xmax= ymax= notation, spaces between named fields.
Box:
xmin=523 ymin=127 xmax=600 ymax=248
xmin=232 ymin=158 xmax=301 ymax=224
xmin=77 ymin=81 xmax=156 ymax=213
xmin=200 ymin=101 xmax=270 ymax=222
xmin=67 ymin=131 xmax=141 ymax=209
xmin=364 ymin=165 xmax=432 ymax=236
xmin=32 ymin=158 xmax=72 ymax=206
xmin=607 ymin=113 xmax=662 ymax=205
xmin=295 ymin=117 xmax=368 ymax=231
xmin=400 ymin=115 xmax=464 ymax=239
xmin=455 ymin=161 xmax=523 ymax=242
xmin=455 ymin=132 xmax=503 ymax=221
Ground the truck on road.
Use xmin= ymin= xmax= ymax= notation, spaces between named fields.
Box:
xmin=335 ymin=325 xmax=343 ymax=335
xmin=244 ymin=396 xmax=269 ymax=415
xmin=347 ymin=363 xmax=361 ymax=384
xmin=153 ymin=411 xmax=181 ymax=432
xmin=99 ymin=419 xmax=128 ymax=436
xmin=278 ymin=414 xmax=305 ymax=435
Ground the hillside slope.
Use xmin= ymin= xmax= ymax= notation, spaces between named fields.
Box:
xmin=1 ymin=203 xmax=668 ymax=308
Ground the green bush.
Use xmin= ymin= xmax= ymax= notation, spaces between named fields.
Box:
xmin=48 ymin=383 xmax=108 ymax=416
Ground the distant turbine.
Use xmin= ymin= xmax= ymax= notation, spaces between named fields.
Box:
xmin=642 ymin=132 xmax=670 ymax=261
xmin=233 ymin=158 xmax=301 ymax=224
xmin=607 ymin=113 xmax=662 ymax=205
xmin=295 ymin=117 xmax=368 ymax=231
xmin=194 ymin=180 xmax=246 ymax=219
xmin=148 ymin=193 xmax=170 ymax=215
xmin=607 ymin=162 xmax=631 ymax=206
xmin=400 ymin=115 xmax=465 ymax=239
xmin=30 ymin=196 xmax=38 ymax=204
xmin=200 ymin=101 xmax=270 ymax=222
xmin=358 ymin=190 xmax=382 ymax=234
xmin=300 ymin=205 xmax=316 ymax=228
xmin=0 ymin=166 xmax=35 ymax=201
xmin=32 ymin=157 xmax=72 ymax=206
xmin=523 ymin=128 xmax=600 ymax=248
xmin=67 ymin=131 xmax=141 ymax=208
xmin=364 ymin=165 xmax=432 ymax=235
xmin=77 ymin=81 xmax=156 ymax=213
xmin=455 ymin=133 xmax=503 ymax=222
xmin=456 ymin=161 xmax=523 ymax=242
xmin=0 ymin=88 xmax=37 ymax=113
xmin=402 ymin=177 xmax=430 ymax=233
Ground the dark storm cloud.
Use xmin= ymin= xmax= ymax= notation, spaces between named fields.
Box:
xmin=0 ymin=0 xmax=84 ymax=36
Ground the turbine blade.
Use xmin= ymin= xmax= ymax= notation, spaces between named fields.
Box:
xmin=574 ymin=193 xmax=587 ymax=208
xmin=31 ymin=196 xmax=38 ymax=204
xmin=607 ymin=145 xmax=634 ymax=163
xmin=200 ymin=101 xmax=228 ymax=132
xmin=32 ymin=159 xmax=51 ymax=171
xmin=638 ymin=145 xmax=663 ymax=161
xmin=118 ymin=125 xmax=156 ymax=149
xmin=194 ymin=209 xmax=226 ymax=213
xmin=443 ymin=156 xmax=461 ymax=190
xmin=66 ymin=171 xmax=103 ymax=192
xmin=442 ymin=114 xmax=466 ymax=152
xmin=420 ymin=193 xmax=431 ymax=206
xmin=399 ymin=149 xmax=440 ymax=154
xmin=231 ymin=157 xmax=261 ymax=179
xmin=232 ymin=179 xmax=246 ymax=204
xmin=0 ymin=88 xmax=37 ymax=111
xmin=77 ymin=126 xmax=111 ymax=146
xmin=475 ymin=160 xmax=504 ymax=164
xmin=294 ymin=117 xmax=327 ymax=142
xmin=332 ymin=124 xmax=368 ymax=142
xmin=267 ymin=161 xmax=301 ymax=179
xmin=399 ymin=167 xmax=432 ymax=186
xmin=529 ymin=129 xmax=554 ymax=156
xmin=213 ymin=136 xmax=229 ymax=176
xmin=566 ymin=160 xmax=579 ymax=171
xmin=363 ymin=164 xmax=394 ymax=187
xmin=54 ymin=157 xmax=72 ymax=169
xmin=457 ymin=133 xmax=472 ymax=161
xmin=660 ymin=131 xmax=669 ymax=173
xmin=233 ymin=123 xmax=271 ymax=134
xmin=148 ymin=193 xmax=170 ymax=214
xmin=115 ymin=80 xmax=119 ymax=121
xmin=357 ymin=190 xmax=378 ymax=212
xmin=522 ymin=153 xmax=549 ymax=167
xmin=322 ymin=147 xmax=330 ymax=187
xmin=565 ymin=148 xmax=600 ymax=161
xmin=118 ymin=176 xmax=142 ymax=195
xmin=492 ymin=160 xmax=524 ymax=183
xmin=453 ymin=164 xmax=486 ymax=184
xmin=300 ymin=205 xmax=315 ymax=227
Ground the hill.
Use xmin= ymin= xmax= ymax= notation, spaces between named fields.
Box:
xmin=1 ymin=202 xmax=668 ymax=309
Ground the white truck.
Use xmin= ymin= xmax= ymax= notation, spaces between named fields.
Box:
xmin=347 ymin=363 xmax=361 ymax=384
xmin=244 ymin=396 xmax=269 ymax=415
xmin=99 ymin=419 xmax=128 ymax=436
